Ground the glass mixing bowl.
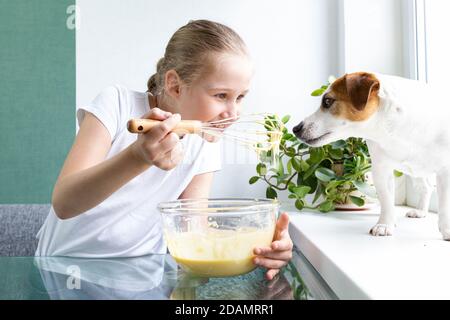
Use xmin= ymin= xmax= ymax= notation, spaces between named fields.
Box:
xmin=158 ymin=198 xmax=279 ymax=277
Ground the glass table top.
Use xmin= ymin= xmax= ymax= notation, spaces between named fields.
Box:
xmin=0 ymin=254 xmax=310 ymax=300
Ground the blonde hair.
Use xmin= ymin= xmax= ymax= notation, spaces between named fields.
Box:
xmin=147 ymin=19 xmax=249 ymax=96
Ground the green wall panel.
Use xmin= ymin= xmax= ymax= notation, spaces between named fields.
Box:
xmin=0 ymin=0 xmax=75 ymax=203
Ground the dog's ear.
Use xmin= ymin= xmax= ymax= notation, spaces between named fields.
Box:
xmin=345 ymin=72 xmax=380 ymax=111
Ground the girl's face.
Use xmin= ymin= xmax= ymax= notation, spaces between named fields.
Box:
xmin=177 ymin=53 xmax=253 ymax=124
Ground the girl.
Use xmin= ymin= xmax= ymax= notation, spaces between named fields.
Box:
xmin=36 ymin=20 xmax=293 ymax=280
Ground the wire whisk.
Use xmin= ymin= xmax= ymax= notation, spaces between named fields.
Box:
xmin=127 ymin=113 xmax=284 ymax=164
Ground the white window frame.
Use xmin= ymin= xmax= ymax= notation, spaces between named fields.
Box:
xmin=402 ymin=0 xmax=427 ymax=81
xmin=403 ymin=0 xmax=439 ymax=212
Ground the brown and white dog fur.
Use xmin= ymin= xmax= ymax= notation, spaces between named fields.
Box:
xmin=293 ymin=72 xmax=450 ymax=240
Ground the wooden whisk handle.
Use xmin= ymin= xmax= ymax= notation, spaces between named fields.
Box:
xmin=127 ymin=119 xmax=202 ymax=135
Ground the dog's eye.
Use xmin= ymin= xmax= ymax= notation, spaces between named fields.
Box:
xmin=322 ymin=97 xmax=335 ymax=109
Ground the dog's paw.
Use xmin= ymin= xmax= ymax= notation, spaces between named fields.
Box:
xmin=439 ymin=224 xmax=450 ymax=241
xmin=440 ymin=229 xmax=450 ymax=241
xmin=369 ymin=224 xmax=394 ymax=236
xmin=406 ymin=209 xmax=427 ymax=218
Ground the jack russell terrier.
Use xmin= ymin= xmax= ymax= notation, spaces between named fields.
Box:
xmin=293 ymin=72 xmax=450 ymax=240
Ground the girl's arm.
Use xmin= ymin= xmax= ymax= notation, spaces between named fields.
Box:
xmin=52 ymin=109 xmax=182 ymax=219
xmin=178 ymin=172 xmax=214 ymax=199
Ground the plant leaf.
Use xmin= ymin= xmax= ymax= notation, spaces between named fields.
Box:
xmin=266 ymin=187 xmax=277 ymax=199
xmin=295 ymin=199 xmax=304 ymax=210
xmin=282 ymin=115 xmax=291 ymax=124
xmin=311 ymin=88 xmax=325 ymax=96
xmin=309 ymin=147 xmax=324 ymax=163
xmin=291 ymin=157 xmax=302 ymax=172
xmin=276 ymin=174 xmax=288 ymax=185
xmin=315 ymin=167 xmax=337 ymax=182
xmin=288 ymin=184 xmax=296 ymax=193
xmin=353 ymin=180 xmax=377 ymax=199
xmin=278 ymin=160 xmax=285 ymax=177
xmin=329 ymin=148 xmax=343 ymax=160
xmin=349 ymin=195 xmax=365 ymax=207
xmin=330 ymin=140 xmax=347 ymax=149
xmin=313 ymin=183 xmax=324 ymax=204
xmin=249 ymin=176 xmax=259 ymax=184
xmin=325 ymin=180 xmax=344 ymax=192
xmin=287 ymin=159 xmax=293 ymax=175
xmin=300 ymin=160 xmax=310 ymax=171
xmin=302 ymin=175 xmax=318 ymax=194
xmin=283 ymin=133 xmax=295 ymax=142
xmin=257 ymin=163 xmax=267 ymax=176
xmin=303 ymin=163 xmax=320 ymax=180
xmin=318 ymin=200 xmax=334 ymax=213
xmin=393 ymin=170 xmax=403 ymax=177
xmin=293 ymin=186 xmax=311 ymax=198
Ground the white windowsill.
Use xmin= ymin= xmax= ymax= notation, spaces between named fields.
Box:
xmin=286 ymin=205 xmax=450 ymax=299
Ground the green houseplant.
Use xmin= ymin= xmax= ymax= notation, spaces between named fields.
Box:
xmin=249 ymin=79 xmax=378 ymax=213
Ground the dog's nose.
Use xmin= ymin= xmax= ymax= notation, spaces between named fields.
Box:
xmin=293 ymin=121 xmax=305 ymax=137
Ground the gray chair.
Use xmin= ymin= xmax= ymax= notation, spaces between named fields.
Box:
xmin=0 ymin=204 xmax=50 ymax=256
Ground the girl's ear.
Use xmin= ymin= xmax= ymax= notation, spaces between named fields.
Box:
xmin=164 ymin=69 xmax=182 ymax=99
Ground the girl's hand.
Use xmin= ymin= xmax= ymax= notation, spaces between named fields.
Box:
xmin=130 ymin=108 xmax=184 ymax=170
xmin=253 ymin=212 xmax=293 ymax=281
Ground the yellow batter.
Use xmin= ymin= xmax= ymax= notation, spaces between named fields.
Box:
xmin=165 ymin=227 xmax=275 ymax=277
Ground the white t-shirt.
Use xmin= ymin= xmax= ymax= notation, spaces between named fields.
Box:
xmin=35 ymin=85 xmax=221 ymax=257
